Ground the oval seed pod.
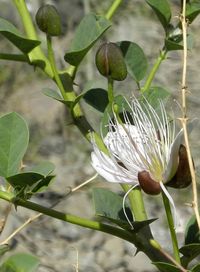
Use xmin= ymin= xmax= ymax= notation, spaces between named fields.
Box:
xmin=36 ymin=4 xmax=62 ymax=36
xmin=138 ymin=170 xmax=161 ymax=195
xmin=166 ymin=144 xmax=192 ymax=188
xmin=95 ymin=42 xmax=127 ymax=81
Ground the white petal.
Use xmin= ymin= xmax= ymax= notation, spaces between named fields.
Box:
xmin=91 ymin=152 xmax=135 ymax=184
xmin=163 ymin=129 xmax=183 ymax=182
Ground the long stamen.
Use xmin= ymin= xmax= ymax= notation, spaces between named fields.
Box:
xmin=122 ymin=184 xmax=139 ymax=229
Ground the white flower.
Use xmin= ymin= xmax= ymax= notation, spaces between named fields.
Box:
xmin=91 ymin=97 xmax=192 ymax=195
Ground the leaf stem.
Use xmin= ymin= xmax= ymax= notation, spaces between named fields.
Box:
xmin=105 ymin=0 xmax=123 ymax=20
xmin=162 ymin=191 xmax=180 ymax=264
xmin=142 ymin=50 xmax=167 ymax=93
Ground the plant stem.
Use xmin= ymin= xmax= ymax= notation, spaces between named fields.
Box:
xmin=12 ymin=0 xmax=53 ymax=78
xmin=121 ymin=184 xmax=147 ymax=221
xmin=142 ymin=50 xmax=167 ymax=93
xmin=105 ymin=0 xmax=122 ymax=20
xmin=108 ymin=77 xmax=114 ymax=103
xmin=162 ymin=191 xmax=180 ymax=264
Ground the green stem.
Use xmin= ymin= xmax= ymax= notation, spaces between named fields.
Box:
xmin=121 ymin=184 xmax=147 ymax=221
xmin=142 ymin=50 xmax=167 ymax=93
xmin=0 ymin=53 xmax=28 ymax=62
xmin=162 ymin=191 xmax=180 ymax=264
xmin=108 ymin=77 xmax=114 ymax=103
xmin=12 ymin=0 xmax=53 ymax=78
xmin=105 ymin=0 xmax=123 ymax=20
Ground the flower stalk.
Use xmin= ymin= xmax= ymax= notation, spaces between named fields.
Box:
xmin=105 ymin=0 xmax=122 ymax=20
xmin=108 ymin=77 xmax=114 ymax=103
xmin=161 ymin=191 xmax=180 ymax=263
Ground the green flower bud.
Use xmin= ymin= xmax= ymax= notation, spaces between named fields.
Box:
xmin=36 ymin=4 xmax=61 ymax=36
xmin=95 ymin=42 xmax=127 ymax=81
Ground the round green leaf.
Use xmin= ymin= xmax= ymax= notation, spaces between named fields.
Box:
xmin=0 ymin=112 xmax=29 ymax=178
xmin=0 ymin=253 xmax=40 ymax=272
xmin=83 ymin=88 xmax=109 ymax=112
xmin=119 ymin=41 xmax=148 ymax=82
xmin=64 ymin=13 xmax=111 ymax=66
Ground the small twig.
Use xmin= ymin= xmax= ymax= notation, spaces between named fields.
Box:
xmin=0 ymin=203 xmax=12 ymax=235
xmin=71 ymin=173 xmax=98 ymax=193
xmin=180 ymin=0 xmax=200 ymax=229
xmin=0 ymin=212 xmax=42 ymax=245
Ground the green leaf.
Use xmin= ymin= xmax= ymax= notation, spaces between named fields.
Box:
xmin=43 ymin=88 xmax=63 ymax=101
xmin=146 ymin=0 xmax=171 ymax=31
xmin=0 ymin=18 xmax=40 ymax=54
xmin=119 ymin=41 xmax=148 ymax=82
xmin=101 ymin=95 xmax=131 ymax=137
xmin=143 ymin=86 xmax=170 ymax=109
xmin=152 ymin=262 xmax=181 ymax=272
xmin=42 ymin=88 xmax=72 ymax=107
xmin=7 ymin=170 xmax=54 ymax=192
xmin=92 ymin=188 xmax=156 ymax=231
xmin=6 ymin=172 xmax=44 ymax=188
xmin=93 ymin=188 xmax=132 ymax=223
xmin=31 ymin=175 xmax=55 ymax=193
xmin=185 ymin=214 xmax=200 ymax=245
xmin=0 ymin=253 xmax=40 ymax=272
xmin=186 ymin=1 xmax=200 ymax=24
xmin=179 ymin=243 xmax=200 ymax=258
xmin=0 ymin=245 xmax=10 ymax=258
xmin=28 ymin=161 xmax=55 ymax=176
xmin=165 ymin=38 xmax=183 ymax=51
xmin=64 ymin=13 xmax=111 ymax=66
xmin=0 ymin=112 xmax=29 ymax=178
xmin=191 ymin=264 xmax=200 ymax=272
xmin=165 ymin=34 xmax=193 ymax=51
xmin=83 ymin=88 xmax=108 ymax=112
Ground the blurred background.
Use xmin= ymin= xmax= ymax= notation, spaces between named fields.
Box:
xmin=0 ymin=0 xmax=200 ymax=271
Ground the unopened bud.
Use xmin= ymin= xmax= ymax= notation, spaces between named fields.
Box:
xmin=36 ymin=4 xmax=61 ymax=36
xmin=95 ymin=42 xmax=127 ymax=81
